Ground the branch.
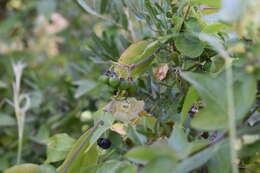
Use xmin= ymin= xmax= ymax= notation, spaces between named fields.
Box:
xmin=62 ymin=120 xmax=103 ymax=173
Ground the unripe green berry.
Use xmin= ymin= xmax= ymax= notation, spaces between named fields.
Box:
xmin=119 ymin=80 xmax=130 ymax=90
xmin=109 ymin=77 xmax=120 ymax=88
xmin=99 ymin=75 xmax=109 ymax=84
xmin=128 ymin=82 xmax=137 ymax=94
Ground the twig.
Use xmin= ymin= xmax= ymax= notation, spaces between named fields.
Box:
xmin=62 ymin=120 xmax=103 ymax=173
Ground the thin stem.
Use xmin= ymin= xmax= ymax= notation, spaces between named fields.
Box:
xmin=123 ymin=7 xmax=137 ymax=42
xmin=177 ymin=1 xmax=191 ymax=32
xmin=62 ymin=120 xmax=102 ymax=173
xmin=225 ymin=58 xmax=239 ymax=173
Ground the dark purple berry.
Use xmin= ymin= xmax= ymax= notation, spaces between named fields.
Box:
xmin=104 ymin=71 xmax=111 ymax=76
xmin=97 ymin=138 xmax=111 ymax=149
xmin=111 ymin=72 xmax=117 ymax=78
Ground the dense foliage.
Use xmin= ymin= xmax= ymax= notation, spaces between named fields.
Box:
xmin=1 ymin=0 xmax=259 ymax=173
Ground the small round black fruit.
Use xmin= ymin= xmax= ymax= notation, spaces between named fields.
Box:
xmin=99 ymin=75 xmax=109 ymax=84
xmin=109 ymin=77 xmax=120 ymax=88
xmin=97 ymin=138 xmax=111 ymax=149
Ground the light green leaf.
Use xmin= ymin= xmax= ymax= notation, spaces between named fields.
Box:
xmin=96 ymin=161 xmax=137 ymax=173
xmin=126 ymin=143 xmax=179 ymax=164
xmin=36 ymin=164 xmax=57 ymax=173
xmin=180 ymin=86 xmax=199 ymax=124
xmin=175 ymin=33 xmax=204 ymax=58
xmin=193 ymin=0 xmax=221 ymax=8
xmin=202 ymin=23 xmax=227 ymax=34
xmin=45 ymin=133 xmax=75 ymax=163
xmin=207 ymin=145 xmax=231 ymax=173
xmin=181 ymin=70 xmax=256 ymax=130
xmin=168 ymin=124 xmax=192 ymax=159
xmin=126 ymin=125 xmax=147 ymax=145
xmin=4 ymin=164 xmax=39 ymax=173
xmin=58 ymin=129 xmax=99 ymax=173
xmin=141 ymin=156 xmax=177 ymax=173
xmin=33 ymin=125 xmax=50 ymax=142
xmin=73 ymin=80 xmax=97 ymax=98
xmin=77 ymin=0 xmax=101 ymax=17
xmin=0 ymin=114 xmax=16 ymax=127
xmin=117 ymin=163 xmax=137 ymax=173
xmin=176 ymin=140 xmax=228 ymax=173
xmin=87 ymin=111 xmax=115 ymax=151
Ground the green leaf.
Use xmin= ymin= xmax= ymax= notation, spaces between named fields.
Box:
xmin=202 ymin=23 xmax=227 ymax=34
xmin=117 ymin=163 xmax=137 ymax=173
xmin=239 ymin=139 xmax=260 ymax=158
xmin=126 ymin=125 xmax=147 ymax=145
xmin=77 ymin=0 xmax=101 ymax=17
xmin=115 ymin=40 xmax=160 ymax=78
xmin=168 ymin=124 xmax=192 ymax=159
xmin=180 ymin=86 xmax=199 ymax=124
xmin=4 ymin=164 xmax=39 ymax=173
xmin=0 ymin=114 xmax=16 ymax=127
xmin=175 ymin=33 xmax=204 ymax=58
xmin=45 ymin=133 xmax=75 ymax=163
xmin=176 ymin=140 xmax=228 ymax=173
xmin=190 ymin=139 xmax=209 ymax=153
xmin=36 ymin=164 xmax=57 ymax=173
xmin=126 ymin=143 xmax=178 ymax=164
xmin=193 ymin=0 xmax=221 ymax=8
xmin=37 ymin=0 xmax=56 ymax=19
xmin=58 ymin=129 xmax=99 ymax=173
xmin=181 ymin=70 xmax=256 ymax=130
xmin=96 ymin=160 xmax=137 ymax=173
xmin=185 ymin=18 xmax=203 ymax=33
xmin=207 ymin=145 xmax=231 ymax=173
xmin=73 ymin=80 xmax=97 ymax=98
xmin=141 ymin=156 xmax=177 ymax=173
xmin=87 ymin=111 xmax=115 ymax=151
xmin=33 ymin=125 xmax=50 ymax=143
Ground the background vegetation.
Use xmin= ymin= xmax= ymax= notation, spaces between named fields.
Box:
xmin=0 ymin=0 xmax=259 ymax=173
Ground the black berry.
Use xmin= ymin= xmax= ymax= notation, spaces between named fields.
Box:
xmin=97 ymin=138 xmax=111 ymax=149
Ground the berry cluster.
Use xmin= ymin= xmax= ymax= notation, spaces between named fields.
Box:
xmin=99 ymin=71 xmax=137 ymax=94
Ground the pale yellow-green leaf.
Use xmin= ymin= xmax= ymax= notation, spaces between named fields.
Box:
xmin=4 ymin=164 xmax=39 ymax=173
xmin=115 ymin=40 xmax=159 ymax=78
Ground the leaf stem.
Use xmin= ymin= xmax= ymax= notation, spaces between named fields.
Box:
xmin=62 ymin=120 xmax=102 ymax=173
xmin=130 ymin=47 xmax=162 ymax=71
xmin=225 ymin=58 xmax=239 ymax=173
